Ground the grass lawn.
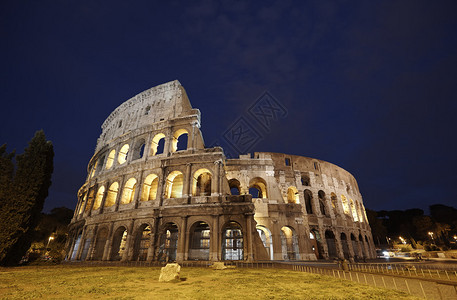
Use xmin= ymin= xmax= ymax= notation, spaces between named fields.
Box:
xmin=0 ymin=265 xmax=418 ymax=299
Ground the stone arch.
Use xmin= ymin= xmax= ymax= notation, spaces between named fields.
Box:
xmin=132 ymin=137 xmax=146 ymax=160
xmin=192 ymin=168 xmax=212 ymax=196
xmin=172 ymin=129 xmax=189 ymax=152
xmin=111 ymin=226 xmax=128 ymax=261
xmin=341 ymin=195 xmax=350 ymax=215
xmin=301 ymin=173 xmax=310 ymax=186
xmin=121 ymin=178 xmax=137 ymax=204
xmin=141 ymin=174 xmax=159 ymax=201
xmin=256 ymin=225 xmax=273 ymax=260
xmin=249 ymin=177 xmax=267 ymax=199
xmin=280 ymin=226 xmax=299 ymax=261
xmin=350 ymin=199 xmax=358 ymax=221
xmin=165 ymin=171 xmax=184 ymax=198
xmin=310 ymin=228 xmax=324 ymax=259
xmin=105 ymin=149 xmax=116 ymax=169
xmin=356 ymin=201 xmax=364 ymax=222
xmin=340 ymin=232 xmax=350 ymax=259
xmin=158 ymin=222 xmax=179 ymax=263
xmin=118 ymin=144 xmax=129 ymax=164
xmin=105 ymin=182 xmax=119 ymax=207
xmin=70 ymin=232 xmax=82 ymax=260
xmin=132 ymin=224 xmax=152 ymax=261
xmin=325 ymin=230 xmax=337 ymax=259
xmin=351 ymin=233 xmax=359 ymax=259
xmin=92 ymin=186 xmax=105 ymax=210
xmin=287 ymin=186 xmax=299 ymax=204
xmin=222 ymin=221 xmax=244 ymax=260
xmin=304 ymin=189 xmax=313 ymax=214
xmin=84 ymin=189 xmax=95 ymax=213
xmin=359 ymin=234 xmax=367 ymax=258
xmin=228 ymin=178 xmax=241 ymax=195
xmin=318 ymin=190 xmax=327 ymax=216
xmin=93 ymin=227 xmax=109 ymax=260
xmin=188 ymin=221 xmax=211 ymax=260
xmin=151 ymin=133 xmax=166 ymax=156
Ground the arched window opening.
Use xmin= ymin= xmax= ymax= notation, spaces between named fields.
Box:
xmin=341 ymin=195 xmax=350 ymax=215
xmin=92 ymin=186 xmax=105 ymax=210
xmin=280 ymin=226 xmax=299 ymax=260
xmin=141 ymin=174 xmax=159 ymax=201
xmin=228 ymin=178 xmax=241 ymax=195
xmin=106 ymin=149 xmax=116 ymax=169
xmin=304 ymin=189 xmax=313 ymax=214
xmin=318 ymin=190 xmax=327 ymax=216
xmin=351 ymin=233 xmax=359 ymax=259
xmin=310 ymin=229 xmax=324 ymax=259
xmin=192 ymin=169 xmax=212 ymax=196
xmin=70 ymin=233 xmax=82 ymax=260
xmin=359 ymin=234 xmax=367 ymax=258
xmin=121 ymin=178 xmax=137 ymax=204
xmin=350 ymin=199 xmax=358 ymax=221
xmin=319 ymin=200 xmax=326 ymax=216
xmin=80 ymin=238 xmax=91 ymax=261
xmin=118 ymin=144 xmax=129 ymax=164
xmin=325 ymin=230 xmax=337 ymax=259
xmin=285 ymin=158 xmax=290 ymax=166
xmin=222 ymin=221 xmax=243 ymax=260
xmin=144 ymin=105 xmax=151 ymax=115
xmin=256 ymin=225 xmax=273 ymax=260
xmin=301 ymin=173 xmax=310 ymax=186
xmin=133 ymin=138 xmax=146 ymax=160
xmin=158 ymin=223 xmax=178 ymax=263
xmin=93 ymin=227 xmax=108 ymax=260
xmin=362 ymin=204 xmax=368 ymax=222
xmin=84 ymin=190 xmax=95 ymax=212
xmin=165 ymin=171 xmax=183 ymax=199
xmin=189 ymin=222 xmax=210 ymax=260
xmin=248 ymin=177 xmax=267 ymax=199
xmin=132 ymin=225 xmax=151 ymax=261
xmin=356 ymin=201 xmax=364 ymax=223
xmin=78 ymin=193 xmax=87 ymax=215
xmin=111 ymin=227 xmax=127 ymax=261
xmin=172 ymin=129 xmax=189 ymax=152
xmin=287 ymin=186 xmax=299 ymax=204
xmin=105 ymin=182 xmax=119 ymax=207
xmin=151 ymin=133 xmax=166 ymax=156
xmin=341 ymin=233 xmax=350 ymax=259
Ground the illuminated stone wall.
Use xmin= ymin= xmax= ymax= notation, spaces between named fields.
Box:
xmin=66 ymin=80 xmax=375 ymax=263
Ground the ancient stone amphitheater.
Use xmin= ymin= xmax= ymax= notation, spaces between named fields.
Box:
xmin=66 ymin=80 xmax=375 ymax=263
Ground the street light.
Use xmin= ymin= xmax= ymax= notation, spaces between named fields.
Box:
xmin=46 ymin=235 xmax=54 ymax=249
xmin=428 ymin=232 xmax=434 ymax=241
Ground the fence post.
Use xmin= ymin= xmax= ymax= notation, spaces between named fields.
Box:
xmin=405 ymin=280 xmax=410 ymax=294
xmin=419 ymin=282 xmax=426 ymax=298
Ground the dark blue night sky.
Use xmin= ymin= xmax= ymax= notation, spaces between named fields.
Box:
xmin=1 ymin=1 xmax=456 ymax=213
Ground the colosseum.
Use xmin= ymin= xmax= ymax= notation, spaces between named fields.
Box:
xmin=66 ymin=80 xmax=375 ymax=263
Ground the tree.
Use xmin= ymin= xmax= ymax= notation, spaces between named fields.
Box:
xmin=0 ymin=130 xmax=54 ymax=266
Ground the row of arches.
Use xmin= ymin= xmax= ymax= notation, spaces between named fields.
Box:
xmin=310 ymin=229 xmax=373 ymax=260
xmin=229 ymin=177 xmax=268 ymax=198
xmin=88 ymin=129 xmax=190 ymax=178
xmin=70 ymin=220 xmax=245 ymax=262
xmin=78 ymin=168 xmax=214 ymax=214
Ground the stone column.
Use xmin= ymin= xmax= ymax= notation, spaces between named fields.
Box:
xmin=271 ymin=220 xmax=283 ymax=260
xmin=134 ymin=172 xmax=144 ymax=209
xmin=246 ymin=214 xmax=254 ymax=262
xmin=176 ymin=217 xmax=187 ymax=262
xmin=102 ymin=222 xmax=115 ymax=261
xmin=75 ymin=226 xmax=87 ymax=260
xmin=123 ymin=219 xmax=136 ymax=261
xmin=183 ymin=163 xmax=192 ymax=198
xmin=211 ymin=215 xmax=219 ymax=261
xmin=114 ymin=176 xmax=126 ymax=212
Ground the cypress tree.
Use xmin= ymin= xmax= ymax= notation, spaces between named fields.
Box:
xmin=0 ymin=130 xmax=54 ymax=266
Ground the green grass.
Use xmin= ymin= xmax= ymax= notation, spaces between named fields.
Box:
xmin=0 ymin=265 xmax=418 ymax=299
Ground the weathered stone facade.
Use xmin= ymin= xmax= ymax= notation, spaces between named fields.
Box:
xmin=66 ymin=80 xmax=375 ymax=263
